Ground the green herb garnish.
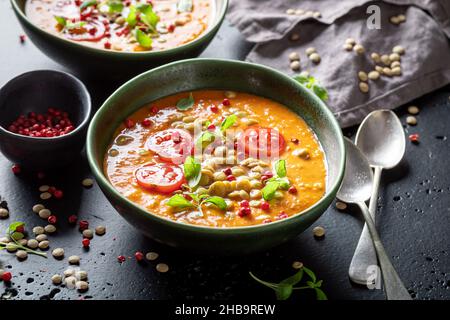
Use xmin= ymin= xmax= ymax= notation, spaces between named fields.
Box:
xmin=54 ymin=16 xmax=67 ymax=27
xmin=167 ymin=193 xmax=227 ymax=216
xmin=250 ymin=266 xmax=327 ymax=300
xmin=126 ymin=5 xmax=137 ymax=27
xmin=166 ymin=194 xmax=195 ymax=209
xmin=196 ymin=131 xmax=216 ymax=149
xmin=135 ymin=29 xmax=152 ymax=48
xmin=80 ymin=0 xmax=98 ymax=11
xmin=176 ymin=93 xmax=195 ymax=110
xmin=0 ymin=222 xmax=47 ymax=258
xmin=293 ymin=75 xmax=329 ymax=102
xmin=137 ymin=3 xmax=159 ymax=32
xmin=177 ymin=0 xmax=193 ymax=12
xmin=220 ymin=114 xmax=237 ymax=132
xmin=261 ymin=159 xmax=291 ymax=201
xmin=106 ymin=0 xmax=124 ymax=13
xmin=201 ymin=196 xmax=227 ymax=211
xmin=184 ymin=156 xmax=202 ymax=188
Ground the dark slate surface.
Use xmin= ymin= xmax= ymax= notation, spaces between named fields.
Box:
xmin=0 ymin=1 xmax=449 ymax=300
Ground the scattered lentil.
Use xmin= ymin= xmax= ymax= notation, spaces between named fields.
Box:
xmin=38 ymin=208 xmax=51 ymax=219
xmin=82 ymin=178 xmax=94 ymax=188
xmin=290 ymin=33 xmax=300 ymax=41
xmin=39 ymin=185 xmax=50 ymax=192
xmin=358 ymin=71 xmax=368 ymax=82
xmin=406 ymin=116 xmax=417 ymax=126
xmin=27 ymin=239 xmax=39 ymax=249
xmin=292 ymin=261 xmax=304 ymax=269
xmin=32 ymin=226 xmax=44 ymax=235
xmin=389 ymin=53 xmax=400 ymax=62
xmin=52 ymin=248 xmax=64 ymax=259
xmin=353 ymin=44 xmax=365 ymax=54
xmin=345 ymin=38 xmax=356 ymax=46
xmin=156 ymin=263 xmax=169 ymax=273
xmin=65 ymin=276 xmax=77 ymax=288
xmin=40 ymin=192 xmax=52 ymax=200
xmin=44 ymin=224 xmax=56 ymax=233
xmin=64 ymin=268 xmax=75 ymax=277
xmin=32 ymin=204 xmax=45 ymax=213
xmin=371 ymin=52 xmax=381 ymax=63
xmin=290 ymin=60 xmax=301 ymax=71
xmin=95 ymin=225 xmax=106 ymax=236
xmin=0 ymin=208 xmax=9 ymax=219
xmin=286 ymin=8 xmax=295 ymax=15
xmin=407 ymin=106 xmax=420 ymax=115
xmin=288 ymin=52 xmax=300 ymax=61
xmin=368 ymin=71 xmax=380 ymax=80
xmin=82 ymin=229 xmax=94 ymax=239
xmin=343 ymin=43 xmax=353 ymax=51
xmin=335 ymin=201 xmax=348 ymax=210
xmin=68 ymin=255 xmax=80 ymax=265
xmin=309 ymin=53 xmax=321 ymax=63
xmin=146 ymin=252 xmax=159 ymax=261
xmin=36 ymin=234 xmax=47 ymax=242
xmin=305 ymin=47 xmax=316 ymax=56
xmin=359 ymin=82 xmax=369 ymax=93
xmin=51 ymin=274 xmax=62 ymax=285
xmin=16 ymin=250 xmax=28 ymax=260
xmin=313 ymin=226 xmax=326 ymax=238
xmin=393 ymin=45 xmax=405 ymax=55
xmin=76 ymin=280 xmax=89 ymax=292
xmin=75 ymin=270 xmax=88 ymax=280
xmin=38 ymin=240 xmax=50 ymax=249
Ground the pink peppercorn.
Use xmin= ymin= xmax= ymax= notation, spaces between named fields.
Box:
xmin=141 ymin=118 xmax=152 ymax=127
xmin=68 ymin=215 xmax=78 ymax=224
xmin=135 ymin=251 xmax=144 ymax=261
xmin=223 ymin=167 xmax=232 ymax=176
xmin=409 ymin=133 xmax=419 ymax=144
xmin=288 ymin=186 xmax=298 ymax=194
xmin=117 ymin=255 xmax=126 ymax=263
xmin=260 ymin=201 xmax=270 ymax=211
xmin=240 ymin=200 xmax=250 ymax=207
xmin=79 ymin=220 xmax=89 ymax=231
xmin=53 ymin=190 xmax=63 ymax=199
xmin=222 ymin=98 xmax=231 ymax=106
xmin=238 ymin=207 xmax=251 ymax=217
xmin=48 ymin=215 xmax=57 ymax=224
xmin=226 ymin=175 xmax=236 ymax=181
xmin=11 ymin=164 xmax=21 ymax=175
xmin=2 ymin=271 xmax=12 ymax=282
xmin=82 ymin=238 xmax=90 ymax=248
xmin=207 ymin=124 xmax=216 ymax=131
xmin=124 ymin=118 xmax=135 ymax=128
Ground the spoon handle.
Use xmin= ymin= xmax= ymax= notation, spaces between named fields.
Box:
xmin=357 ymin=202 xmax=412 ymax=300
xmin=349 ymin=166 xmax=382 ymax=284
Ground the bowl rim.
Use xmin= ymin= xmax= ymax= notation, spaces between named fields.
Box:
xmin=87 ymin=58 xmax=346 ymax=234
xmin=10 ymin=0 xmax=229 ymax=58
xmin=0 ymin=69 xmax=92 ymax=141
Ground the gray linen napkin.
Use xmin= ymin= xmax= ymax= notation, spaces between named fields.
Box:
xmin=228 ymin=0 xmax=450 ymax=127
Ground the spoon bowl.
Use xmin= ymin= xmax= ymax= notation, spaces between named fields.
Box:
xmin=355 ymin=110 xmax=405 ymax=169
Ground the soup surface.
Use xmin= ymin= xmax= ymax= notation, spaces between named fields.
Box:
xmin=104 ymin=90 xmax=327 ymax=227
xmin=26 ymin=0 xmax=212 ymax=52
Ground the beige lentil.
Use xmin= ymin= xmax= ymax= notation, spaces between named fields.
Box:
xmin=64 ymin=268 xmax=75 ymax=277
xmin=290 ymin=60 xmax=301 ymax=71
xmin=156 ymin=263 xmax=169 ymax=273
xmin=39 ymin=185 xmax=50 ymax=192
xmin=75 ymin=270 xmax=88 ymax=281
xmin=82 ymin=178 xmax=94 ymax=188
xmin=95 ymin=225 xmax=106 ymax=236
xmin=36 ymin=234 xmax=47 ymax=242
xmin=52 ymin=248 xmax=64 ymax=258
xmin=0 ymin=208 xmax=9 ymax=219
xmin=82 ymin=229 xmax=94 ymax=239
xmin=391 ymin=67 xmax=402 ymax=76
xmin=391 ymin=61 xmax=401 ymax=68
xmin=224 ymin=91 xmax=237 ymax=99
xmin=292 ymin=261 xmax=304 ymax=269
xmin=368 ymin=71 xmax=380 ymax=80
xmin=65 ymin=276 xmax=77 ymax=287
xmin=359 ymin=82 xmax=369 ymax=93
xmin=406 ymin=116 xmax=417 ymax=125
xmin=345 ymin=38 xmax=356 ymax=46
xmin=38 ymin=208 xmax=51 ymax=219
xmin=343 ymin=43 xmax=353 ymax=51
xmin=38 ymin=240 xmax=50 ymax=249
xmin=371 ymin=53 xmax=381 ymax=63
xmin=44 ymin=224 xmax=56 ymax=233
xmin=33 ymin=226 xmax=45 ymax=235
xmin=286 ymin=8 xmax=295 ymax=15
xmin=313 ymin=226 xmax=326 ymax=238
xmin=381 ymin=55 xmax=391 ymax=65
xmin=40 ymin=192 xmax=52 ymax=200
xmin=389 ymin=53 xmax=400 ymax=62
xmin=32 ymin=204 xmax=45 ymax=213
xmin=407 ymin=106 xmax=420 ymax=115
xmin=16 ymin=250 xmax=28 ymax=260
xmin=309 ymin=53 xmax=321 ymax=63
xmin=393 ymin=45 xmax=405 ymax=55
xmin=51 ymin=274 xmax=62 ymax=285
xmin=335 ymin=201 xmax=348 ymax=211
xmin=288 ymin=52 xmax=300 ymax=61
xmin=290 ymin=33 xmax=300 ymax=41
xmin=383 ymin=67 xmax=393 ymax=77
xmin=76 ymin=281 xmax=89 ymax=291
xmin=18 ymin=239 xmax=28 ymax=246
xmin=68 ymin=255 xmax=80 ymax=265
xmin=353 ymin=44 xmax=365 ymax=54
xmin=146 ymin=252 xmax=159 ymax=261
xmin=0 ymin=236 xmax=10 ymax=243
xmin=305 ymin=47 xmax=316 ymax=56
xmin=27 ymin=239 xmax=39 ymax=249
xmin=358 ymin=71 xmax=368 ymax=82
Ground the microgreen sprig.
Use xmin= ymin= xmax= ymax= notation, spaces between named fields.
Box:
xmin=166 ymin=193 xmax=227 ymax=216
xmin=250 ymin=265 xmax=327 ymax=300
xmin=261 ymin=159 xmax=290 ymax=201
xmin=293 ymin=75 xmax=329 ymax=102
xmin=0 ymin=222 xmax=47 ymax=258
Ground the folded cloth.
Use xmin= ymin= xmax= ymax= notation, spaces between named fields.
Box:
xmin=228 ymin=0 xmax=450 ymax=127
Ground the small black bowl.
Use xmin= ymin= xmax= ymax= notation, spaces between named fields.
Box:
xmin=0 ymin=70 xmax=91 ymax=169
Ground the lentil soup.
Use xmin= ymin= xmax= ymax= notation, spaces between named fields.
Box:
xmin=25 ymin=0 xmax=213 ymax=52
xmin=104 ymin=90 xmax=327 ymax=227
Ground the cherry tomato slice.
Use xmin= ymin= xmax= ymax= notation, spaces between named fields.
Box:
xmin=135 ymin=163 xmax=185 ymax=194
xmin=241 ymin=126 xmax=286 ymax=159
xmin=145 ymin=129 xmax=193 ymax=164
xmin=65 ymin=20 xmax=106 ymax=42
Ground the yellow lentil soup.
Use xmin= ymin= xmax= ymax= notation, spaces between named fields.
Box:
xmin=26 ymin=0 xmax=212 ymax=52
xmin=104 ymin=90 xmax=327 ymax=227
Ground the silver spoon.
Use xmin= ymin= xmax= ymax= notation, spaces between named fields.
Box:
xmin=338 ymin=138 xmax=411 ymax=300
xmin=349 ymin=110 xmax=406 ymax=284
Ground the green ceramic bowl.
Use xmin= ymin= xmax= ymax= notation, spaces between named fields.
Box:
xmin=87 ymin=59 xmax=345 ymax=254
xmin=10 ymin=0 xmax=228 ymax=78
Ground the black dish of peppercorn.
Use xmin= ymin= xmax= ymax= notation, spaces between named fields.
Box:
xmin=0 ymin=70 xmax=91 ymax=169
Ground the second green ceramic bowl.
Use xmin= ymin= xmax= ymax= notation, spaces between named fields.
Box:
xmin=87 ymin=59 xmax=345 ymax=254
xmin=11 ymin=0 xmax=228 ymax=78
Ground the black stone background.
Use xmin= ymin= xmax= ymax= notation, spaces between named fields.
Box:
xmin=0 ymin=1 xmax=449 ymax=300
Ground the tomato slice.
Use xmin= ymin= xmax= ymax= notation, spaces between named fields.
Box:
xmin=145 ymin=129 xmax=193 ymax=164
xmin=135 ymin=163 xmax=185 ymax=194
xmin=241 ymin=126 xmax=286 ymax=159
xmin=65 ymin=20 xmax=106 ymax=42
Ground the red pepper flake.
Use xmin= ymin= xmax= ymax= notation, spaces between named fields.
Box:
xmin=260 ymin=201 xmax=270 ymax=211
xmin=79 ymin=220 xmax=89 ymax=231
xmin=11 ymin=164 xmax=21 ymax=175
xmin=53 ymin=190 xmax=63 ymax=199
xmin=141 ymin=118 xmax=152 ymax=127
xmin=124 ymin=118 xmax=135 ymax=128
xmin=68 ymin=215 xmax=78 ymax=224
xmin=222 ymin=98 xmax=231 ymax=106
xmin=288 ymin=186 xmax=298 ymax=194
xmin=226 ymin=175 xmax=236 ymax=181
xmin=409 ymin=133 xmax=419 ymax=144
xmin=117 ymin=255 xmax=126 ymax=263
xmin=135 ymin=251 xmax=144 ymax=261
xmin=104 ymin=41 xmax=111 ymax=49
xmin=238 ymin=206 xmax=251 ymax=217
xmin=210 ymin=105 xmax=219 ymax=113
xmin=82 ymin=238 xmax=90 ymax=248
xmin=19 ymin=35 xmax=26 ymax=43
xmin=168 ymin=24 xmax=175 ymax=32
xmin=290 ymin=138 xmax=299 ymax=144
xmin=1 ymin=271 xmax=12 ymax=282
xmin=48 ymin=215 xmax=57 ymax=224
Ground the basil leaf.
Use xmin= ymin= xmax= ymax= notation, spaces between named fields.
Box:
xmin=196 ymin=131 xmax=216 ymax=149
xmin=262 ymin=180 xmax=280 ymax=201
xmin=126 ymin=6 xmax=137 ymax=27
xmin=8 ymin=222 xmax=24 ymax=233
xmin=303 ymin=266 xmax=317 ymax=282
xmin=280 ymin=269 xmax=303 ymax=286
xmin=315 ymin=288 xmax=328 ymax=300
xmin=177 ymin=0 xmax=193 ymax=12
xmin=184 ymin=156 xmax=201 ymax=188
xmin=274 ymin=159 xmax=287 ymax=178
xmin=176 ymin=93 xmax=195 ymax=110
xmin=293 ymin=75 xmax=329 ymax=102
xmin=293 ymin=74 xmax=309 ymax=85
xmin=80 ymin=0 xmax=97 ymax=10
xmin=54 ymin=16 xmax=67 ymax=27
xmin=220 ymin=114 xmax=237 ymax=132
xmin=167 ymin=194 xmax=195 ymax=209
xmin=137 ymin=4 xmax=159 ymax=31
xmin=107 ymin=0 xmax=123 ymax=13
xmin=202 ymin=196 xmax=227 ymax=211
xmin=135 ymin=29 xmax=152 ymax=49
xmin=275 ymin=284 xmax=293 ymax=300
